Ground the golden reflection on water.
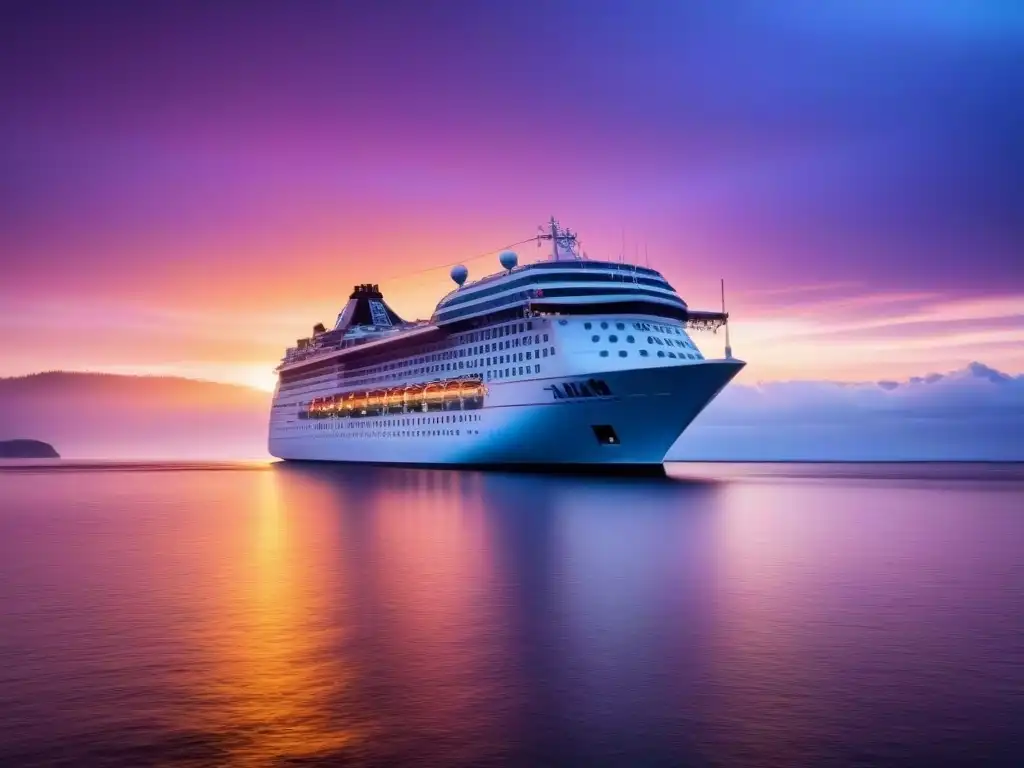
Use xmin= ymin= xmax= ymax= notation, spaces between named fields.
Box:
xmin=362 ymin=470 xmax=508 ymax=744
xmin=194 ymin=469 xmax=360 ymax=765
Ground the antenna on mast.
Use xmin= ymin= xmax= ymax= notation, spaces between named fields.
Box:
xmin=721 ymin=278 xmax=733 ymax=360
xmin=537 ymin=217 xmax=580 ymax=261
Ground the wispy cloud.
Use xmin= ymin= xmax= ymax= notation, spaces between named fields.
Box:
xmin=673 ymin=362 xmax=1024 ymax=460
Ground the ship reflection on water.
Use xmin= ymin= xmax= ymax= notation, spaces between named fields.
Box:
xmin=0 ymin=462 xmax=1021 ymax=766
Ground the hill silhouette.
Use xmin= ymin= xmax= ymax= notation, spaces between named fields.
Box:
xmin=0 ymin=439 xmax=60 ymax=459
xmin=0 ymin=372 xmax=271 ymax=459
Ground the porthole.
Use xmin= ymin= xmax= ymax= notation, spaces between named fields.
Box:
xmin=609 ymin=334 xmax=618 ymax=342
xmin=668 ymin=352 xmax=677 ymax=358
xmin=599 ymin=350 xmax=609 ymax=357
xmin=618 ymin=350 xmax=627 ymax=357
xmin=600 ymin=322 xmax=608 ymax=329
xmin=626 ymin=335 xmax=634 ymax=343
xmin=639 ymin=349 xmax=649 ymax=357
xmin=616 ymin=322 xmax=625 ymax=330
xmin=591 ymin=335 xmax=600 ymax=342
xmin=657 ymin=351 xmax=665 ymax=357
xmin=558 ymin=319 xmax=568 ymax=325
xmin=584 ymin=322 xmax=592 ymax=330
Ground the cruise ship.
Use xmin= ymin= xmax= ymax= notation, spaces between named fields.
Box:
xmin=268 ymin=219 xmax=744 ymax=471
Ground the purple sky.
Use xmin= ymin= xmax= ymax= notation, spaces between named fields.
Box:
xmin=1 ymin=0 xmax=1022 ymax=388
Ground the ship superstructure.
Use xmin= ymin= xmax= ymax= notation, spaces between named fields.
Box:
xmin=268 ymin=219 xmax=744 ymax=470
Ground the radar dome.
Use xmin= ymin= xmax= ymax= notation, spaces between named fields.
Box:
xmin=450 ymin=264 xmax=468 ymax=286
xmin=499 ymin=250 xmax=519 ymax=270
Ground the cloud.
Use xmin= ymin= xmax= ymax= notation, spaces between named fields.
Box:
xmin=672 ymin=362 xmax=1024 ymax=460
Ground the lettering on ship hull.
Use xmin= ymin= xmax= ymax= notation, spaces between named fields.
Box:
xmin=544 ymin=378 xmax=613 ymax=400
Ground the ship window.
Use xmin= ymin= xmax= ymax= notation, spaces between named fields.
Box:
xmin=543 ymin=334 xmax=549 ymax=342
xmin=600 ymin=350 xmax=609 ymax=357
xmin=616 ymin=322 xmax=625 ymax=330
xmin=527 ymin=321 xmax=533 ymax=330
xmin=657 ymin=351 xmax=665 ymax=357
xmin=559 ymin=320 xmax=567 ymax=325
xmin=542 ymin=348 xmax=548 ymax=357
xmin=592 ymin=425 xmax=620 ymax=445
xmin=618 ymin=350 xmax=627 ymax=357
xmin=550 ymin=347 xmax=555 ymax=355
xmin=505 ymin=368 xmax=509 ymax=377
xmin=668 ymin=352 xmax=677 ymax=358
xmin=609 ymin=335 xmax=618 ymax=343
xmin=600 ymin=322 xmax=608 ymax=329
xmin=584 ymin=322 xmax=592 ymax=330
xmin=639 ymin=349 xmax=649 ymax=357
xmin=519 ymin=323 xmax=525 ymax=332
xmin=519 ymin=367 xmax=524 ymax=375
xmin=535 ymin=334 xmax=540 ymax=343
xmin=626 ymin=335 xmax=634 ymax=343
xmin=591 ymin=335 xmax=599 ymax=342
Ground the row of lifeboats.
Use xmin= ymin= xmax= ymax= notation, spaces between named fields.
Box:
xmin=305 ymin=377 xmax=486 ymax=418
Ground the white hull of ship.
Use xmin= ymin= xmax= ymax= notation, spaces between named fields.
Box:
xmin=268 ymin=360 xmax=743 ymax=469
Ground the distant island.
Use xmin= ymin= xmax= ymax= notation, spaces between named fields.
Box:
xmin=0 ymin=439 xmax=60 ymax=459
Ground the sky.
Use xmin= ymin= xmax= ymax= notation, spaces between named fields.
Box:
xmin=2 ymin=0 xmax=1022 ymax=391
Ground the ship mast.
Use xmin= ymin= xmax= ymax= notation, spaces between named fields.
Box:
xmin=538 ymin=216 xmax=580 ymax=262
xmin=721 ymin=278 xmax=733 ymax=359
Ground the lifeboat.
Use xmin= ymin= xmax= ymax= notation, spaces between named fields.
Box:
xmin=303 ymin=374 xmax=489 ymax=421
xmin=403 ymin=383 xmax=424 ymax=412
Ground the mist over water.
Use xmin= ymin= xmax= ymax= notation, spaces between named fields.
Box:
xmin=0 ymin=462 xmax=1021 ymax=766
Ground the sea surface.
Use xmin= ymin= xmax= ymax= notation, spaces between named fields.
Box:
xmin=0 ymin=461 xmax=1022 ymax=767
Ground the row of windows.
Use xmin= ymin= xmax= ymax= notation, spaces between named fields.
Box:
xmin=588 ymin=333 xmax=700 ymax=353
xmin=437 ymin=286 xmax=685 ymax=323
xmin=488 ymin=363 xmax=541 ymax=381
xmin=596 ymin=349 xmax=699 ymax=360
xmin=283 ymin=428 xmax=476 ymax=438
xmin=282 ymin=320 xmax=544 ymax=392
xmin=439 ymin=270 xmax=674 ymax=311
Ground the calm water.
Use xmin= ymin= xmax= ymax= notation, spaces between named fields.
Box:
xmin=0 ymin=462 xmax=1022 ymax=767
